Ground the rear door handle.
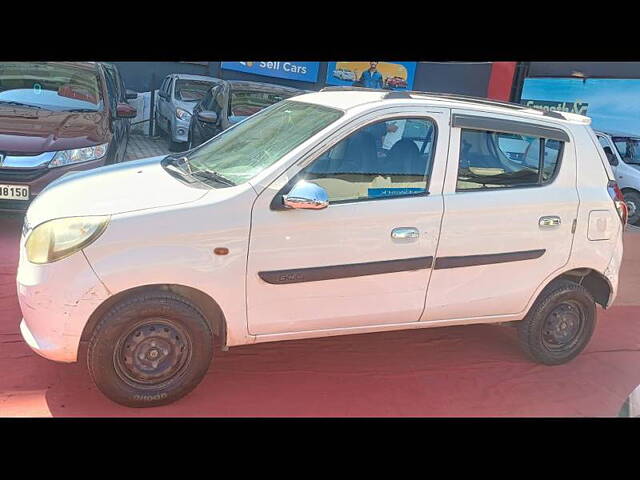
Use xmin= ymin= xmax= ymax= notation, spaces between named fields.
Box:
xmin=391 ymin=227 xmax=420 ymax=239
xmin=539 ymin=216 xmax=561 ymax=228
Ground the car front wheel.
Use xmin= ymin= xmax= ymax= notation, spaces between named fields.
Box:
xmin=87 ymin=291 xmax=214 ymax=407
xmin=517 ymin=279 xmax=596 ymax=365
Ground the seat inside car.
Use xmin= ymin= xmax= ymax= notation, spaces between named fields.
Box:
xmin=385 ymin=138 xmax=420 ymax=175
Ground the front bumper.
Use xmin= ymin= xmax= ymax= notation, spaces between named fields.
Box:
xmin=0 ymin=157 xmax=109 ymax=213
xmin=17 ymin=243 xmax=111 ymax=363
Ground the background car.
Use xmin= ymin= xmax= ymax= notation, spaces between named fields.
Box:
xmin=333 ymin=68 xmax=356 ymax=82
xmin=385 ymin=76 xmax=408 ymax=89
xmin=596 ymin=130 xmax=640 ymax=225
xmin=155 ymin=73 xmax=222 ymax=151
xmin=0 ymin=61 xmax=136 ymax=213
xmin=187 ymin=80 xmax=305 ymax=149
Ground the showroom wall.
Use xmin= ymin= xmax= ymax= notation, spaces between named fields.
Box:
xmin=113 ymin=61 xmax=504 ymax=97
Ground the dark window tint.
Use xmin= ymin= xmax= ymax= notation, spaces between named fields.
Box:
xmin=457 ymin=129 xmax=563 ymax=191
xmin=229 ymin=90 xmax=292 ymax=118
xmin=542 ymin=139 xmax=562 ymax=181
xmin=175 ymin=80 xmax=217 ymax=102
xmin=300 ymin=118 xmax=436 ymax=203
xmin=102 ymin=66 xmax=119 ymax=112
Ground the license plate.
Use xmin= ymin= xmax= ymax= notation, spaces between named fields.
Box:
xmin=0 ymin=184 xmax=30 ymax=201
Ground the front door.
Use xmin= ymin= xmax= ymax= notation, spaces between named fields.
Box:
xmin=423 ymin=111 xmax=579 ymax=322
xmin=246 ymin=108 xmax=450 ymax=335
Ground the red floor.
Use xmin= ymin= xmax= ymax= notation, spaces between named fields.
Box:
xmin=1 ymin=213 xmax=640 ymax=417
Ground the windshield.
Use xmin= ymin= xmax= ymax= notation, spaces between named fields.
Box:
xmin=184 ymin=100 xmax=343 ymax=185
xmin=175 ymin=79 xmax=218 ymax=102
xmin=0 ymin=62 xmax=103 ymax=112
xmin=613 ymin=137 xmax=640 ymax=165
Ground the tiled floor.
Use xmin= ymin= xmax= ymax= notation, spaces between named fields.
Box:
xmin=125 ymin=134 xmax=171 ymax=161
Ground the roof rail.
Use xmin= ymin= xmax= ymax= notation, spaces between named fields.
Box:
xmin=317 ymin=86 xmax=573 ymax=120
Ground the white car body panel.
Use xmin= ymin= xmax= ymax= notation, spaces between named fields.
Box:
xmin=26 ymin=156 xmax=207 ymax=226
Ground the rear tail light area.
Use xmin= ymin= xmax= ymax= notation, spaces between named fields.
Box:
xmin=608 ymin=180 xmax=628 ymax=225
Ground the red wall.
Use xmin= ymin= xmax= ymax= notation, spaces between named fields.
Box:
xmin=486 ymin=62 xmax=517 ymax=101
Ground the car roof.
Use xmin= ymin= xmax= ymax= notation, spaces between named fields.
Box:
xmin=225 ymin=79 xmax=305 ymax=93
xmin=290 ymin=87 xmax=592 ymax=126
xmin=170 ymin=73 xmax=221 ymax=82
xmin=596 ymin=129 xmax=640 ymax=139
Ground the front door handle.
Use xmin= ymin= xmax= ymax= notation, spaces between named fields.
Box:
xmin=391 ymin=227 xmax=420 ymax=239
xmin=539 ymin=216 xmax=561 ymax=228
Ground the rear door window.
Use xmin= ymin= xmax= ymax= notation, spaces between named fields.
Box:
xmin=457 ymin=129 xmax=564 ymax=191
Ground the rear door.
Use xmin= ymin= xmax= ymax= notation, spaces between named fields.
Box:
xmin=423 ymin=111 xmax=579 ymax=322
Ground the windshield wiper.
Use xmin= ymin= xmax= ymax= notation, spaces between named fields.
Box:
xmin=64 ymin=108 xmax=98 ymax=113
xmin=190 ymin=169 xmax=236 ymax=187
xmin=0 ymin=100 xmax=43 ymax=109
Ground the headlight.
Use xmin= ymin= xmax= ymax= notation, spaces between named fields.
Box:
xmin=48 ymin=143 xmax=108 ymax=168
xmin=175 ymin=108 xmax=191 ymax=120
xmin=25 ymin=216 xmax=110 ymax=264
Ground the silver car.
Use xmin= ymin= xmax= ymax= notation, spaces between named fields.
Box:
xmin=155 ymin=73 xmax=221 ymax=150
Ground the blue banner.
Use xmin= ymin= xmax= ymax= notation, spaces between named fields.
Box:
xmin=522 ymin=77 xmax=640 ymax=135
xmin=221 ymin=62 xmax=320 ymax=83
xmin=326 ymin=62 xmax=417 ymax=90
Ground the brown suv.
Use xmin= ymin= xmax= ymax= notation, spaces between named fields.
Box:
xmin=0 ymin=62 xmax=136 ymax=212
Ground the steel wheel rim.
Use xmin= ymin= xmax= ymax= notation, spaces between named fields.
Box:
xmin=541 ymin=300 xmax=585 ymax=352
xmin=114 ymin=319 xmax=192 ymax=387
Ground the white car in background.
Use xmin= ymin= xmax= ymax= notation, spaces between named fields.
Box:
xmin=18 ymin=88 xmax=625 ymax=407
xmin=333 ymin=68 xmax=356 ymax=82
xmin=595 ymin=130 xmax=640 ymax=225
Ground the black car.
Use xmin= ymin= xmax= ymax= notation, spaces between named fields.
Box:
xmin=187 ymin=80 xmax=306 ymax=149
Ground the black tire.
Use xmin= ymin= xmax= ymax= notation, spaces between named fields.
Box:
xmin=87 ymin=291 xmax=213 ymax=407
xmin=623 ymin=190 xmax=640 ymax=226
xmin=517 ymin=279 xmax=596 ymax=365
xmin=169 ymin=140 xmax=188 ymax=153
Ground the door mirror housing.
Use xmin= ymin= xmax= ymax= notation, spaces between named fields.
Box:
xmin=115 ymin=103 xmax=137 ymax=118
xmin=283 ymin=180 xmax=329 ymax=210
xmin=197 ymin=111 xmax=218 ymax=124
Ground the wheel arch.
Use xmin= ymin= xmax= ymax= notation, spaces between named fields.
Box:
xmin=80 ymin=284 xmax=228 ymax=349
xmin=548 ymin=268 xmax=612 ymax=309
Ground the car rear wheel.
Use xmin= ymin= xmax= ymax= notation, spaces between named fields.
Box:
xmin=87 ymin=291 xmax=214 ymax=407
xmin=623 ymin=190 xmax=640 ymax=225
xmin=517 ymin=279 xmax=596 ymax=365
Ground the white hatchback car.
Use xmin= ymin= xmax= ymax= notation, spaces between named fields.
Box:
xmin=17 ymin=88 xmax=626 ymax=407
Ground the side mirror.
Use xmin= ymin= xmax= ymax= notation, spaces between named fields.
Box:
xmin=604 ymin=146 xmax=619 ymax=166
xmin=283 ymin=180 xmax=329 ymax=210
xmin=126 ymin=89 xmax=138 ymax=100
xmin=115 ymin=103 xmax=137 ymax=118
xmin=197 ymin=111 xmax=218 ymax=124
